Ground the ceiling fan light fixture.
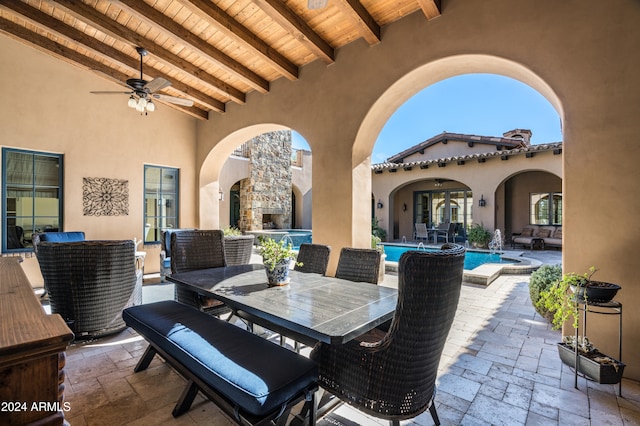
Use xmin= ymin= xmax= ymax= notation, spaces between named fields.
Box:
xmin=127 ymin=96 xmax=137 ymax=108
xmin=138 ymin=97 xmax=148 ymax=108
xmin=146 ymin=100 xmax=155 ymax=112
xmin=308 ymin=0 xmax=328 ymax=10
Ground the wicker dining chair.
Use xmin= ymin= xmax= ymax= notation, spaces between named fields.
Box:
xmin=171 ymin=230 xmax=230 ymax=317
xmin=294 ymin=243 xmax=331 ymax=275
xmin=335 ymin=247 xmax=383 ymax=284
xmin=37 ymin=240 xmax=142 ymax=340
xmin=310 ymin=243 xmax=466 ymax=426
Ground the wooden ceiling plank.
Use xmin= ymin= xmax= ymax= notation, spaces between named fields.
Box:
xmin=335 ymin=0 xmax=380 ymax=45
xmin=172 ymin=0 xmax=298 ymax=80
xmin=416 ymin=0 xmax=442 ymax=20
xmin=0 ymin=16 xmax=209 ymax=119
xmin=0 ymin=1 xmax=230 ymax=109
xmin=252 ymin=0 xmax=334 ymax=64
xmin=50 ymin=0 xmax=268 ymax=93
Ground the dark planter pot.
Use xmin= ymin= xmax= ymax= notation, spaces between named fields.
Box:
xmin=557 ymin=343 xmax=625 ymax=384
xmin=572 ymin=281 xmax=621 ymax=303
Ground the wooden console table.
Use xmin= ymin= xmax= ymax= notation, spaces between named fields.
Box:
xmin=0 ymin=257 xmax=74 ymax=426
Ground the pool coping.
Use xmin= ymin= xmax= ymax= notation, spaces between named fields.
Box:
xmin=383 ymin=247 xmax=542 ymax=286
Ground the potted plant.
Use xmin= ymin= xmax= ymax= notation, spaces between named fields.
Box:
xmin=536 ymin=267 xmax=624 ymax=384
xmin=222 ymin=226 xmax=255 ymax=266
xmin=467 ymin=223 xmax=491 ymax=248
xmin=258 ymin=237 xmax=301 ymax=286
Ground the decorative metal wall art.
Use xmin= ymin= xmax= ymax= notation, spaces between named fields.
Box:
xmin=83 ymin=177 xmax=129 ymax=216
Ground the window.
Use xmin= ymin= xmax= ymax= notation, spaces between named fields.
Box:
xmin=2 ymin=149 xmax=63 ymax=252
xmin=144 ymin=165 xmax=179 ymax=243
xmin=414 ymin=189 xmax=473 ymax=230
xmin=530 ymin=192 xmax=562 ymax=225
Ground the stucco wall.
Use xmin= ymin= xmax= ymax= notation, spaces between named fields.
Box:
xmin=195 ymin=0 xmax=640 ymax=378
xmin=0 ymin=37 xmax=198 ymax=280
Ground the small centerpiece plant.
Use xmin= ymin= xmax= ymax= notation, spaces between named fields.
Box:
xmin=259 ymin=237 xmax=302 ymax=286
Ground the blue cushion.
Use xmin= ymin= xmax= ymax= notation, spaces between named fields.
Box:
xmin=40 ymin=231 xmax=85 ymax=243
xmin=123 ymin=301 xmax=317 ymax=416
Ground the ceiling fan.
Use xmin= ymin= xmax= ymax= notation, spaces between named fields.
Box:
xmin=91 ymin=47 xmax=194 ymax=113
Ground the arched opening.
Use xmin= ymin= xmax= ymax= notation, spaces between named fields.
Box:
xmin=363 ymin=58 xmax=563 ymax=245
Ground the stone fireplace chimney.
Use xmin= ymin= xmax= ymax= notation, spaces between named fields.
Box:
xmin=240 ymin=131 xmax=292 ymax=231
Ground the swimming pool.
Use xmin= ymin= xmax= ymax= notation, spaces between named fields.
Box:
xmin=381 ymin=243 xmax=517 ymax=270
xmin=246 ymin=229 xmax=312 ymax=249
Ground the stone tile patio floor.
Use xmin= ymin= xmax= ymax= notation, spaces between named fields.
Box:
xmin=59 ymin=249 xmax=640 ymax=425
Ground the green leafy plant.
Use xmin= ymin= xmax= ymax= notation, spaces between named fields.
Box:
xmin=222 ymin=226 xmax=242 ymax=236
xmin=529 ymin=264 xmax=562 ymax=321
xmin=535 ymin=267 xmax=597 ymax=330
xmin=371 ymin=234 xmax=384 ymax=253
xmin=467 ymin=223 xmax=491 ymax=247
xmin=372 ymin=217 xmax=387 ymax=242
xmin=258 ymin=237 xmax=302 ymax=271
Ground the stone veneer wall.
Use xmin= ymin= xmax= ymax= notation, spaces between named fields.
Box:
xmin=240 ymin=131 xmax=292 ymax=231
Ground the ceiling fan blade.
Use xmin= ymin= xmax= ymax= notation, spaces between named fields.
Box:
xmin=144 ymin=77 xmax=171 ymax=93
xmin=152 ymin=93 xmax=194 ymax=107
xmin=90 ymin=91 xmax=134 ymax=95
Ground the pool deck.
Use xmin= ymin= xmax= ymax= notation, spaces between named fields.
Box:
xmin=383 ymin=241 xmax=553 ymax=285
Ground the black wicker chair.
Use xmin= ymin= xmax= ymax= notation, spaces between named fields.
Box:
xmin=294 ymin=243 xmax=331 ymax=275
xmin=37 ymin=240 xmax=143 ymax=339
xmin=335 ymin=247 xmax=383 ymax=284
xmin=310 ymin=243 xmax=466 ymax=425
xmin=171 ymin=230 xmax=231 ymax=317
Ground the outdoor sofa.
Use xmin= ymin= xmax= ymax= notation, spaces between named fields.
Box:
xmin=511 ymin=226 xmax=562 ymax=249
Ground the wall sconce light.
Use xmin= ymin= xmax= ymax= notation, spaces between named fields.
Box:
xmin=478 ymin=195 xmax=486 ymax=207
xmin=218 ymin=189 xmax=224 ymax=201
xmin=403 ymin=203 xmax=407 ymax=212
xmin=377 ymin=199 xmax=384 ymax=209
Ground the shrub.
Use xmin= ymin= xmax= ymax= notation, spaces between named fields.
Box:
xmin=529 ymin=264 xmax=562 ymax=322
xmin=222 ymin=226 xmax=242 ymax=236
xmin=467 ymin=223 xmax=491 ymax=247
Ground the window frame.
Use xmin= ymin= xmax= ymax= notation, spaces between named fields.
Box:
xmin=2 ymin=148 xmax=64 ymax=253
xmin=530 ymin=192 xmax=563 ymax=226
xmin=144 ymin=165 xmax=179 ymax=243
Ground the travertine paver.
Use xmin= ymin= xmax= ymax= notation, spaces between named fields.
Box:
xmin=59 ymin=249 xmax=640 ymax=425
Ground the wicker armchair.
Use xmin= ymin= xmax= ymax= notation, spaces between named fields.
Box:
xmin=37 ymin=240 xmax=142 ymax=339
xmin=223 ymin=234 xmax=255 ymax=265
xmin=171 ymin=230 xmax=230 ymax=317
xmin=310 ymin=244 xmax=466 ymax=425
xmin=294 ymin=243 xmax=331 ymax=275
xmin=160 ymin=228 xmax=196 ymax=282
xmin=335 ymin=247 xmax=383 ymax=284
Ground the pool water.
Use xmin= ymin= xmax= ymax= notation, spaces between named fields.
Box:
xmin=381 ymin=244 xmax=516 ymax=270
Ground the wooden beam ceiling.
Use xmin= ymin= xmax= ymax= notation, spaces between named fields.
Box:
xmin=0 ymin=0 xmax=440 ymax=120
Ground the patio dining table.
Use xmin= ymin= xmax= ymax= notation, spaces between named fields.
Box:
xmin=167 ymin=264 xmax=397 ymax=345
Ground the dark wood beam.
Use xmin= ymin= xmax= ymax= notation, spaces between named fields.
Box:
xmin=50 ymin=0 xmax=268 ymax=93
xmin=169 ymin=0 xmax=298 ymax=80
xmin=0 ymin=1 xmax=226 ymax=112
xmin=335 ymin=0 xmax=380 ymax=45
xmin=252 ymin=0 xmax=334 ymax=64
xmin=416 ymin=0 xmax=442 ymax=20
xmin=0 ymin=17 xmax=208 ymax=120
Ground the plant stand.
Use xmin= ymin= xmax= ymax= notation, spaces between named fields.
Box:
xmin=572 ymin=299 xmax=623 ymax=395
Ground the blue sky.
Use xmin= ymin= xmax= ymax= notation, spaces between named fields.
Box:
xmin=292 ymin=74 xmax=563 ymax=164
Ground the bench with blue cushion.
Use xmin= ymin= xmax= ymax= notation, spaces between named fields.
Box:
xmin=123 ymin=300 xmax=318 ymax=425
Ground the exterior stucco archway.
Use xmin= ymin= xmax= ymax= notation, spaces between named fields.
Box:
xmin=195 ymin=1 xmax=640 ymax=379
